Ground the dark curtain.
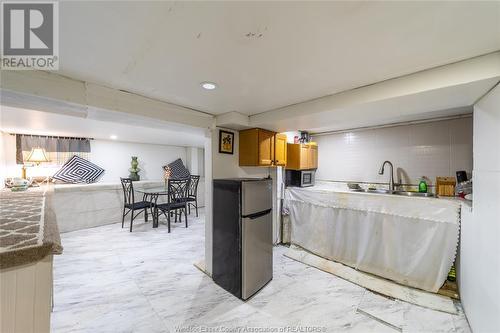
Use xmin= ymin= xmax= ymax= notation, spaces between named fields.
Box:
xmin=16 ymin=134 xmax=91 ymax=164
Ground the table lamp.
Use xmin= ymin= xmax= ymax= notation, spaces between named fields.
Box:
xmin=22 ymin=147 xmax=50 ymax=179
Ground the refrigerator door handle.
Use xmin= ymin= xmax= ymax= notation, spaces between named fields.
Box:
xmin=243 ymin=209 xmax=272 ymax=220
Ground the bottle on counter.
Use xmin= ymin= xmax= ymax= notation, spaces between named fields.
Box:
xmin=418 ymin=177 xmax=428 ymax=193
xmin=448 ymin=265 xmax=456 ymax=282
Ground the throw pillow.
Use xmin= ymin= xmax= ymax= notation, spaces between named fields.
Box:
xmin=163 ymin=158 xmax=190 ymax=179
xmin=53 ymin=155 xmax=105 ymax=184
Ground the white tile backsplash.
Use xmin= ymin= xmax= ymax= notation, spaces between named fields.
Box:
xmin=314 ymin=117 xmax=472 ymax=185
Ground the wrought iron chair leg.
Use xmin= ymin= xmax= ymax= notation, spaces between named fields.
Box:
xmin=167 ymin=209 xmax=171 ymax=233
xmin=195 ymin=200 xmax=198 ymax=217
xmin=121 ymin=207 xmax=126 ymax=228
xmin=185 ymin=206 xmax=188 ymax=228
xmin=130 ymin=208 xmax=134 ymax=232
xmin=153 ymin=207 xmax=157 ymax=228
xmin=144 ymin=208 xmax=148 ymax=222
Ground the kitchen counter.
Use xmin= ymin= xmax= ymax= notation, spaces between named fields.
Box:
xmin=284 ymin=183 xmax=461 ymax=292
xmin=1 ymin=188 xmax=62 ymax=333
xmin=0 ymin=189 xmax=62 ymax=269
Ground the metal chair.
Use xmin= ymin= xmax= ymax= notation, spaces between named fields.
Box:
xmin=186 ymin=175 xmax=200 ymax=217
xmin=154 ymin=178 xmax=190 ymax=233
xmin=120 ymin=178 xmax=153 ymax=232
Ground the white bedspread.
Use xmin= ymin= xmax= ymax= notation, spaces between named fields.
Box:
xmin=284 ymin=185 xmax=460 ymax=292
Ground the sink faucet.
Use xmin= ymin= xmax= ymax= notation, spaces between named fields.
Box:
xmin=379 ymin=161 xmax=395 ymax=191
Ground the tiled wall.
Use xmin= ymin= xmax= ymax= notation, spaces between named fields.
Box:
xmin=313 ymin=116 xmax=472 ymax=186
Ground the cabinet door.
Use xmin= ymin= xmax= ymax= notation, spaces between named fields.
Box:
xmin=258 ymin=130 xmax=275 ymax=166
xmin=239 ymin=129 xmax=259 ymax=166
xmin=308 ymin=144 xmax=318 ymax=169
xmin=286 ymin=144 xmax=300 ymax=170
xmin=299 ymin=144 xmax=310 ymax=169
xmin=274 ymin=134 xmax=287 ymax=166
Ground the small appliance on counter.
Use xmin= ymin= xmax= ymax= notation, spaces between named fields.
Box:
xmin=435 ymin=177 xmax=456 ymax=197
xmin=212 ymin=178 xmax=273 ymax=300
xmin=285 ymin=169 xmax=315 ymax=187
xmin=456 ymin=170 xmax=468 ymax=184
xmin=4 ymin=178 xmax=30 ymax=191
xmin=455 ymin=170 xmax=472 ymax=198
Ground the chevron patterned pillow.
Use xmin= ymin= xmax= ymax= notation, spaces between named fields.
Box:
xmin=163 ymin=158 xmax=190 ymax=179
xmin=53 ymin=155 xmax=105 ymax=184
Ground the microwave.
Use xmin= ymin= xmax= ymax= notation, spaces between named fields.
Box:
xmin=285 ymin=169 xmax=315 ymax=187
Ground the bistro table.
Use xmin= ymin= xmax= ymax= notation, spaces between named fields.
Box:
xmin=135 ymin=186 xmax=170 ymax=228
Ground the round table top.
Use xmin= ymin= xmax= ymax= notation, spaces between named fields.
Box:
xmin=135 ymin=186 xmax=169 ymax=195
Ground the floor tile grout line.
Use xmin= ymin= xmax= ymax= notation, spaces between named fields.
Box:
xmin=112 ymin=211 xmax=206 ymax=332
xmin=356 ymin=308 xmax=403 ymax=332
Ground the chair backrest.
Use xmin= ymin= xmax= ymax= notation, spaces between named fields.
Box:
xmin=120 ymin=178 xmax=135 ymax=205
xmin=188 ymin=175 xmax=200 ymax=197
xmin=168 ymin=178 xmax=190 ymax=203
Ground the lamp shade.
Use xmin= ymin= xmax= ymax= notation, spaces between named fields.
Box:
xmin=26 ymin=147 xmax=50 ymax=163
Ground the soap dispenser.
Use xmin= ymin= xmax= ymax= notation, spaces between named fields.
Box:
xmin=418 ymin=177 xmax=428 ymax=193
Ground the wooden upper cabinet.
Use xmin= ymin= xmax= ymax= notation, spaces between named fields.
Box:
xmin=308 ymin=142 xmax=318 ymax=169
xmin=239 ymin=129 xmax=287 ymax=167
xmin=286 ymin=142 xmax=318 ymax=170
xmin=239 ymin=129 xmax=259 ymax=166
xmin=274 ymin=134 xmax=287 ymax=166
xmin=258 ymin=130 xmax=275 ymax=166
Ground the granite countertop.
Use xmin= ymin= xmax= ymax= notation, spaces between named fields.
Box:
xmin=0 ymin=188 xmax=63 ymax=269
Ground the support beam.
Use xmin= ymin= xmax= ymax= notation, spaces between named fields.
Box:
xmin=0 ymin=71 xmax=214 ymax=129
xmin=215 ymin=111 xmax=250 ymax=130
xmin=250 ymin=52 xmax=500 ymax=132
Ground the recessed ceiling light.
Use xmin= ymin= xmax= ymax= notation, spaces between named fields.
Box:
xmin=201 ymin=82 xmax=217 ymax=90
xmin=110 ymin=135 xmax=117 ymax=140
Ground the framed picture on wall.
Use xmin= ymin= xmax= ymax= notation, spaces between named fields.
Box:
xmin=219 ymin=130 xmax=234 ymax=154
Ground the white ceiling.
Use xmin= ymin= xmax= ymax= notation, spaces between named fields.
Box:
xmin=0 ymin=106 xmax=206 ymax=147
xmin=58 ymin=1 xmax=500 ymax=116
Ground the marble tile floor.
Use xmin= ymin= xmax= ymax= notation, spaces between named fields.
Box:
xmin=52 ymin=208 xmax=471 ymax=333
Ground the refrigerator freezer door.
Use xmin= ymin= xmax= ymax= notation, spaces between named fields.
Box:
xmin=241 ymin=179 xmax=272 ymax=216
xmin=241 ymin=212 xmax=273 ymax=300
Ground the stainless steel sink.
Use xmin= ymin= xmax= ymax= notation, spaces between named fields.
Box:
xmin=349 ymin=189 xmax=434 ymax=197
xmin=350 ymin=189 xmax=394 ymax=194
xmin=366 ymin=189 xmax=394 ymax=194
xmin=394 ymin=191 xmax=435 ymax=197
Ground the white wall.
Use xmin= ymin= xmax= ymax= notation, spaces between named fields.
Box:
xmin=459 ymin=84 xmax=500 ymax=333
xmin=0 ymin=133 xmax=192 ymax=183
xmin=90 ymin=140 xmax=187 ymax=182
xmin=0 ymin=133 xmax=44 ymax=179
xmin=204 ymin=130 xmax=213 ymax=275
xmin=185 ymin=147 xmax=205 ymax=177
xmin=313 ymin=117 xmax=473 ymax=187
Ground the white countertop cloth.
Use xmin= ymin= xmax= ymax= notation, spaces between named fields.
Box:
xmin=284 ymin=184 xmax=460 ymax=292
